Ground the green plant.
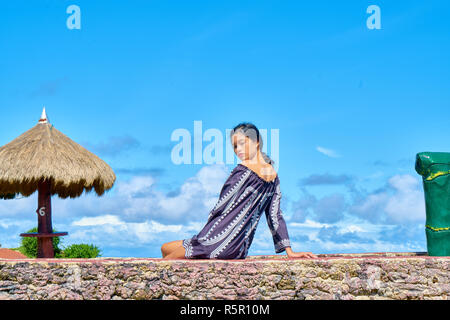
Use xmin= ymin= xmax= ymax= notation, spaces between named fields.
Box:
xmin=62 ymin=243 xmax=101 ymax=258
xmin=19 ymin=227 xmax=63 ymax=258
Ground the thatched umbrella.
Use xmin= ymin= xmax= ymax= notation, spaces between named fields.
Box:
xmin=0 ymin=108 xmax=116 ymax=258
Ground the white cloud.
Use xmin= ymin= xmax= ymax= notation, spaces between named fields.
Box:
xmin=52 ymin=164 xmax=232 ymax=252
xmin=68 ymin=215 xmax=203 ymax=250
xmin=0 ymin=164 xmax=231 ymax=253
xmin=384 ymin=174 xmax=425 ymax=223
xmin=349 ymin=174 xmax=425 ymax=224
xmin=363 ymin=171 xmax=384 ymax=180
xmin=0 ymin=218 xmax=32 ymax=230
xmin=159 ymin=165 xmax=230 ymax=218
xmin=72 ymin=215 xmax=122 ymax=226
xmin=0 ymin=194 xmax=36 ymax=218
xmin=0 ymin=165 xmax=428 ymax=256
xmin=316 ymin=146 xmax=341 ymax=158
xmin=290 ymin=219 xmax=331 ymax=229
xmin=350 ymin=192 xmax=390 ymax=222
xmin=308 ymin=238 xmax=423 ymax=254
xmin=339 ymin=225 xmax=365 ymax=233
xmin=116 ymin=176 xmax=156 ymax=196
xmin=50 ymin=163 xmax=231 ymax=225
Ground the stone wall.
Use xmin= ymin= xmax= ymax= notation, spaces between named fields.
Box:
xmin=0 ymin=252 xmax=448 ymax=300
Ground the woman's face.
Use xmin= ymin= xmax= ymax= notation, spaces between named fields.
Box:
xmin=232 ymin=131 xmax=259 ymax=162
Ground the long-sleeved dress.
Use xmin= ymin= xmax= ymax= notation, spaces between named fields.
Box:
xmin=182 ymin=164 xmax=291 ymax=259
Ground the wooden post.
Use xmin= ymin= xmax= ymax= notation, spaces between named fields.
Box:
xmin=20 ymin=179 xmax=67 ymax=258
xmin=36 ymin=179 xmax=54 ymax=258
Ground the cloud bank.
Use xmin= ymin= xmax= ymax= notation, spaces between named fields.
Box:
xmin=0 ymin=165 xmax=427 ymax=257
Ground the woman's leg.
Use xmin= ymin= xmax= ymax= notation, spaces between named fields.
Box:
xmin=164 ymin=243 xmax=186 ymax=259
xmin=161 ymin=240 xmax=184 ymax=258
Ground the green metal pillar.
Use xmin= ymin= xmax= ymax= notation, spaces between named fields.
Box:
xmin=415 ymin=152 xmax=450 ymax=256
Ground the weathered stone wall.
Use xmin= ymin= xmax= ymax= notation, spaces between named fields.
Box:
xmin=0 ymin=253 xmax=448 ymax=300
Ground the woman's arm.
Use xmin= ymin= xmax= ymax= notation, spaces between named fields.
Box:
xmin=264 ymin=181 xmax=292 ymax=254
xmin=265 ymin=178 xmax=318 ymax=259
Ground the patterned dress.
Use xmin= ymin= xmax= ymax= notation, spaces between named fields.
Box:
xmin=182 ymin=164 xmax=291 ymax=259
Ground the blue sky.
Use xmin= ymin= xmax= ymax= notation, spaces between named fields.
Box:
xmin=0 ymin=1 xmax=449 ymax=257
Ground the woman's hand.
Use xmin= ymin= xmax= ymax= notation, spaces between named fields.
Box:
xmin=285 ymin=247 xmax=318 ymax=259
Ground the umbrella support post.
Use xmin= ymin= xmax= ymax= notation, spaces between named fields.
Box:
xmin=20 ymin=180 xmax=68 ymax=258
xmin=37 ymin=180 xmax=53 ymax=258
xmin=37 ymin=237 xmax=54 ymax=258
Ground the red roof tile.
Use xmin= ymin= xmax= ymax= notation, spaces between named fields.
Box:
xmin=0 ymin=248 xmax=27 ymax=259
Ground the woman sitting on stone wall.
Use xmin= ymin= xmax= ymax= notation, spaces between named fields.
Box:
xmin=161 ymin=122 xmax=318 ymax=260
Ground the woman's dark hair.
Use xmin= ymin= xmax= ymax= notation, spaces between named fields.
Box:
xmin=230 ymin=122 xmax=274 ymax=165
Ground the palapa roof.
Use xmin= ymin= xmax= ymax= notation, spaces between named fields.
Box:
xmin=0 ymin=108 xmax=116 ymax=199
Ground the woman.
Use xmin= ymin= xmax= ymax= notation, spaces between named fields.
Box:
xmin=161 ymin=122 xmax=318 ymax=259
